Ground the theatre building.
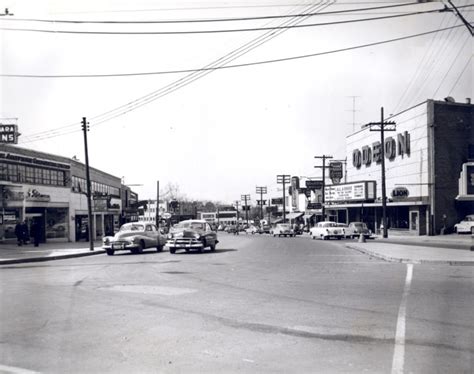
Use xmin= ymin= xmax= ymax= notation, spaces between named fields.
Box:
xmin=325 ymin=99 xmax=473 ymax=235
xmin=0 ymin=144 xmax=126 ymax=243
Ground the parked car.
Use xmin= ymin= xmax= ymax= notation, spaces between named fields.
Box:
xmin=345 ymin=222 xmax=373 ymax=239
xmin=167 ymin=219 xmax=218 ymax=254
xmin=310 ymin=221 xmax=344 ymax=240
xmin=336 ymin=223 xmax=350 ymax=238
xmin=261 ymin=224 xmax=271 ymax=234
xmin=454 ymin=215 xmax=474 ymax=234
xmin=102 ymin=222 xmax=167 ymax=256
xmin=271 ymin=223 xmax=295 ymax=237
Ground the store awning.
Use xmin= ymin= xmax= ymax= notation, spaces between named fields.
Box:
xmin=303 ymin=213 xmax=314 ymax=220
xmin=286 ymin=212 xmax=304 ymax=220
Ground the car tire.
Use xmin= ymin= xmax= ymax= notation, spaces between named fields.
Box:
xmin=471 ymin=227 xmax=474 ymax=235
xmin=312 ymin=235 xmax=315 ymax=240
xmin=156 ymin=244 xmax=163 ymax=252
xmin=106 ymin=248 xmax=115 ymax=256
xmin=170 ymin=248 xmax=176 ymax=254
xmin=210 ymin=243 xmax=216 ymax=251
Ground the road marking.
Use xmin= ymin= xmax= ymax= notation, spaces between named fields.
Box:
xmin=391 ymin=263 xmax=413 ymax=374
xmin=0 ymin=364 xmax=40 ymax=374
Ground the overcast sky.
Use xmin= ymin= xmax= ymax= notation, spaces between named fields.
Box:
xmin=1 ymin=0 xmax=472 ymax=204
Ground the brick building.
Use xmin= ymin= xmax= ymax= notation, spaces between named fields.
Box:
xmin=324 ymin=98 xmax=473 ymax=235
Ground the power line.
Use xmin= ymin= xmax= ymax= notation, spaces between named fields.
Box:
xmin=19 ymin=1 xmax=330 ymax=143
xmin=448 ymin=55 xmax=472 ymax=95
xmin=0 ymin=2 xmax=422 ymax=24
xmin=0 ymin=7 xmax=452 ymax=34
xmin=5 ymin=24 xmax=464 ymax=80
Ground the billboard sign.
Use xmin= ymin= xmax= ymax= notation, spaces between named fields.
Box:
xmin=271 ymin=198 xmax=283 ymax=205
xmin=307 ymin=202 xmax=322 ymax=210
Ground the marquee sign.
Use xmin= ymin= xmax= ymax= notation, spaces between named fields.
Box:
xmin=325 ymin=181 xmax=376 ymax=202
xmin=305 ymin=180 xmax=323 ymax=190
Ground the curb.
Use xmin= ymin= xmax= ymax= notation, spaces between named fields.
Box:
xmin=0 ymin=249 xmax=106 ymax=265
xmin=345 ymin=244 xmax=474 ymax=266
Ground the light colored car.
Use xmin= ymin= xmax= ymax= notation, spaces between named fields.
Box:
xmin=310 ymin=221 xmax=344 ymax=240
xmin=167 ymin=219 xmax=218 ymax=254
xmin=454 ymin=215 xmax=474 ymax=234
xmin=102 ymin=222 xmax=167 ymax=256
xmin=245 ymin=225 xmax=259 ymax=234
xmin=271 ymin=223 xmax=295 ymax=237
xmin=336 ymin=223 xmax=350 ymax=238
xmin=345 ymin=222 xmax=372 ymax=239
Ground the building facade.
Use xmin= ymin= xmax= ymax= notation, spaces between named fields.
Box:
xmin=0 ymin=144 xmax=138 ymax=243
xmin=324 ymin=99 xmax=473 ymax=235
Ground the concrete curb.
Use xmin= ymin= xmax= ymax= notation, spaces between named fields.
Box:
xmin=345 ymin=244 xmax=474 ymax=266
xmin=0 ymin=249 xmax=106 ymax=265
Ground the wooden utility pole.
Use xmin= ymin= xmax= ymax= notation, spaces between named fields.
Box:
xmin=81 ymin=117 xmax=94 ymax=251
xmin=314 ymin=155 xmax=333 ymax=221
xmin=276 ymin=175 xmax=290 ymax=223
xmin=241 ymin=194 xmax=250 ymax=226
xmin=367 ymin=107 xmax=396 ymax=238
xmin=256 ymin=186 xmax=267 ymax=221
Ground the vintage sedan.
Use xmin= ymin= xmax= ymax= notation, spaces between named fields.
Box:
xmin=167 ymin=219 xmax=218 ymax=254
xmin=102 ymin=222 xmax=167 ymax=256
xmin=310 ymin=221 xmax=344 ymax=240
xmin=454 ymin=214 xmax=474 ymax=234
xmin=345 ymin=222 xmax=373 ymax=239
xmin=271 ymin=223 xmax=295 ymax=237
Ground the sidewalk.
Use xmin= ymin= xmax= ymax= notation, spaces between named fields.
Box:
xmin=0 ymin=240 xmax=105 ymax=265
xmin=345 ymin=233 xmax=474 ymax=265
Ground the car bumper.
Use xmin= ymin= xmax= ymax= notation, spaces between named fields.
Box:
xmin=103 ymin=242 xmax=140 ymax=251
xmin=166 ymin=239 xmax=203 ymax=249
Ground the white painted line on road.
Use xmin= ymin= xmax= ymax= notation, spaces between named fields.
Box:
xmin=391 ymin=263 xmax=414 ymax=374
xmin=0 ymin=364 xmax=40 ymax=374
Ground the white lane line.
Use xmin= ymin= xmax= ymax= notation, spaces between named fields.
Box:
xmin=391 ymin=263 xmax=414 ymax=374
xmin=0 ymin=364 xmax=40 ymax=374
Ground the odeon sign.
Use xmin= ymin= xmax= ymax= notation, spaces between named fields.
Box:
xmin=352 ymin=131 xmax=410 ymax=169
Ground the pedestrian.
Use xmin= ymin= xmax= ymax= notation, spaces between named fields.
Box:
xmin=20 ymin=221 xmax=29 ymax=245
xmin=14 ymin=220 xmax=23 ymax=246
xmin=30 ymin=220 xmax=41 ymax=247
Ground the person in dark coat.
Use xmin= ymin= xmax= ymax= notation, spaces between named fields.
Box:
xmin=30 ymin=220 xmax=41 ymax=247
xmin=14 ymin=221 xmax=23 ymax=246
xmin=20 ymin=221 xmax=29 ymax=245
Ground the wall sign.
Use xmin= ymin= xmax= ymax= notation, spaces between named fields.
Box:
xmin=391 ymin=187 xmax=409 ymax=199
xmin=352 ymin=131 xmax=411 ymax=169
xmin=0 ymin=124 xmax=19 ymax=144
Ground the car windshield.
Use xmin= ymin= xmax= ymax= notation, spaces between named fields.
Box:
xmin=464 ymin=216 xmax=474 ymax=222
xmin=353 ymin=223 xmax=367 ymax=228
xmin=323 ymin=222 xmax=337 ymax=227
xmin=190 ymin=222 xmax=205 ymax=230
xmin=119 ymin=224 xmax=144 ymax=232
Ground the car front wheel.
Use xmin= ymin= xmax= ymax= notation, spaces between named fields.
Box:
xmin=106 ymin=248 xmax=115 ymax=256
xmin=170 ymin=248 xmax=176 ymax=254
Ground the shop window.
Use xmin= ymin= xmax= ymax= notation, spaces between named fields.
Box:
xmin=8 ymin=164 xmax=18 ymax=182
xmin=26 ymin=167 xmax=34 ymax=183
xmin=46 ymin=208 xmax=68 ymax=239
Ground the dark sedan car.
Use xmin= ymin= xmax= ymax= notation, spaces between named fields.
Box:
xmin=167 ymin=219 xmax=218 ymax=254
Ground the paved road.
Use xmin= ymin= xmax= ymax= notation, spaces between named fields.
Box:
xmin=0 ymin=233 xmax=472 ymax=373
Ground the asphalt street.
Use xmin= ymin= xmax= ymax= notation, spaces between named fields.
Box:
xmin=0 ymin=233 xmax=472 ymax=373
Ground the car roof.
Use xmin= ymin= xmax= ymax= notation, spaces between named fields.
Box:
xmin=179 ymin=219 xmax=207 ymax=224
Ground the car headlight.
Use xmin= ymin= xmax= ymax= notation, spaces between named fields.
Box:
xmin=167 ymin=233 xmax=174 ymax=239
xmin=193 ymin=233 xmax=201 ymax=239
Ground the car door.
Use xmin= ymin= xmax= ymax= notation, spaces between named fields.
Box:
xmin=204 ymin=222 xmax=216 ymax=246
xmin=144 ymin=224 xmax=157 ymax=247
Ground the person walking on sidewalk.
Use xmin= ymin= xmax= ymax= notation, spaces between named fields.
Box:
xmin=15 ymin=221 xmax=23 ymax=246
xmin=20 ymin=221 xmax=29 ymax=245
xmin=30 ymin=220 xmax=41 ymax=247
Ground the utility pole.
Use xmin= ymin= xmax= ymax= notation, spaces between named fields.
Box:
xmin=256 ymin=186 xmax=267 ymax=221
xmin=81 ymin=117 xmax=94 ymax=251
xmin=234 ymin=200 xmax=240 ymax=225
xmin=0 ymin=8 xmax=14 ymax=16
xmin=346 ymin=95 xmax=361 ymax=132
xmin=314 ymin=155 xmax=333 ymax=221
xmin=156 ymin=180 xmax=159 ymax=229
xmin=276 ymin=175 xmax=290 ymax=222
xmin=367 ymin=107 xmax=396 ymax=238
xmin=241 ymin=194 xmax=250 ymax=226
xmin=446 ymin=0 xmax=474 ymax=36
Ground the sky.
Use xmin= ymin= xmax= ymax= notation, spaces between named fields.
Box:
xmin=1 ymin=0 xmax=472 ymax=204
